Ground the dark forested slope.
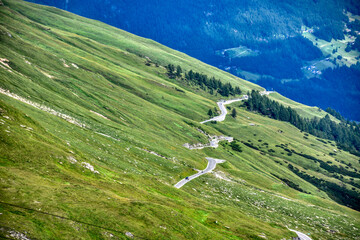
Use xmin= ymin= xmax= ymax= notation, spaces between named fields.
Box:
xmin=26 ymin=0 xmax=359 ymax=57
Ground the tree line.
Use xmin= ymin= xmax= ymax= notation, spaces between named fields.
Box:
xmin=166 ymin=64 xmax=242 ymax=97
xmin=325 ymin=107 xmax=345 ymax=121
xmin=244 ymin=90 xmax=360 ymax=156
xmin=288 ymin=164 xmax=360 ymax=211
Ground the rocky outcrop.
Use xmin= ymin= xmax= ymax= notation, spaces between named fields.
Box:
xmin=183 ymin=128 xmax=233 ymax=150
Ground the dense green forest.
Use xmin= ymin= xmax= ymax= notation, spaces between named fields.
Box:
xmin=28 ymin=0 xmax=360 ymax=54
xmin=256 ymin=63 xmax=360 ymax=121
xmin=231 ymin=37 xmax=323 ymax=79
xmin=244 ymin=90 xmax=360 ymax=156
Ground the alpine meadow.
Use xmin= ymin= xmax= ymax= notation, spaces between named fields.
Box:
xmin=0 ymin=0 xmax=360 ymax=240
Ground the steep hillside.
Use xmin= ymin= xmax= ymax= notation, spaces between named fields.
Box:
xmin=26 ymin=0 xmax=360 ymax=120
xmin=0 ymin=1 xmax=360 ymax=239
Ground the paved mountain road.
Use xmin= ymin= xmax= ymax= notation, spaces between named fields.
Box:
xmin=176 ymin=91 xmax=275 ymax=189
xmin=174 ymin=157 xmax=225 ymax=188
xmin=200 ymin=91 xmax=273 ymax=124
xmin=176 ymin=90 xmax=311 ymax=239
xmin=289 ymin=229 xmax=312 ymax=240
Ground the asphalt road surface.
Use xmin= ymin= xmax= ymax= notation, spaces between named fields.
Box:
xmin=289 ymin=229 xmax=312 ymax=240
xmin=174 ymin=157 xmax=225 ymax=188
xmin=200 ymin=91 xmax=273 ymax=124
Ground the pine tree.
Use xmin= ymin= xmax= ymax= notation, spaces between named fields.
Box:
xmin=235 ymin=86 xmax=242 ymax=95
xmin=167 ymin=64 xmax=175 ymax=73
xmin=167 ymin=64 xmax=175 ymax=78
xmin=176 ymin=65 xmax=182 ymax=77
xmin=231 ymin=108 xmax=237 ymax=118
xmin=208 ymin=109 xmax=213 ymax=117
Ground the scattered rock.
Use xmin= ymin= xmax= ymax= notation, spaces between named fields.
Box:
xmin=258 ymin=233 xmax=267 ymax=239
xmin=81 ymin=162 xmax=99 ymax=174
xmin=7 ymin=230 xmax=31 ymax=240
xmin=24 ymin=59 xmax=31 ymax=65
xmin=0 ymin=88 xmax=86 ymax=128
xmin=96 ymin=132 xmax=121 ymax=141
xmin=61 ymin=59 xmax=70 ymax=68
xmin=137 ymin=147 xmax=174 ymax=161
xmin=39 ymin=69 xmax=54 ymax=79
xmin=0 ymin=58 xmax=10 ymax=68
xmin=103 ymin=232 xmax=114 ymax=238
xmin=183 ymin=129 xmax=233 ymax=149
xmin=67 ymin=156 xmax=77 ymax=164
xmin=125 ymin=231 xmax=134 ymax=238
xmin=213 ymin=171 xmax=234 ymax=182
xmin=90 ymin=110 xmax=109 ymax=120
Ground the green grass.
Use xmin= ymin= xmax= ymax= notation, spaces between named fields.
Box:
xmin=268 ymin=92 xmax=340 ymax=121
xmin=0 ymin=1 xmax=359 ymax=239
xmin=302 ymin=26 xmax=360 ymax=66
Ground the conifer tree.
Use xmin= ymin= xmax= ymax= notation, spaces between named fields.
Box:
xmin=231 ymin=108 xmax=237 ymax=118
xmin=176 ymin=65 xmax=182 ymax=77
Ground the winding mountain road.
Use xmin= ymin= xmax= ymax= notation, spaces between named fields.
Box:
xmin=176 ymin=90 xmax=311 ymax=239
xmin=200 ymin=91 xmax=273 ymax=124
xmin=176 ymin=91 xmax=275 ymax=189
xmin=288 ymin=229 xmax=312 ymax=240
xmin=174 ymin=157 xmax=225 ymax=189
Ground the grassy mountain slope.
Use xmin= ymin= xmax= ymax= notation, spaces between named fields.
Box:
xmin=0 ymin=0 xmax=359 ymax=239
